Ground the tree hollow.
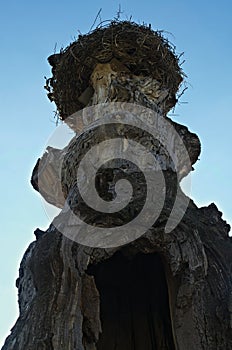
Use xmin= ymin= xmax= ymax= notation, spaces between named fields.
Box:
xmin=88 ymin=252 xmax=175 ymax=350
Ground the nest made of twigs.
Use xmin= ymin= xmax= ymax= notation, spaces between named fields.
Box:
xmin=46 ymin=20 xmax=185 ymax=120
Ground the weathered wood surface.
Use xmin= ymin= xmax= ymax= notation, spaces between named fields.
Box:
xmin=2 ymin=21 xmax=232 ymax=350
xmin=2 ymin=200 xmax=232 ymax=349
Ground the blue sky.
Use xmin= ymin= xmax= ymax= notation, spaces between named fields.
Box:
xmin=0 ymin=0 xmax=231 ymax=346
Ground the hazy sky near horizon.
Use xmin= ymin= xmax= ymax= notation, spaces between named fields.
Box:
xmin=0 ymin=0 xmax=231 ymax=346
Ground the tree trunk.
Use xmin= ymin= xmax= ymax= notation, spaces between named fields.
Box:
xmin=2 ymin=21 xmax=232 ymax=350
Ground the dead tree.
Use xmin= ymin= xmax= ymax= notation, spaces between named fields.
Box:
xmin=2 ymin=21 xmax=232 ymax=350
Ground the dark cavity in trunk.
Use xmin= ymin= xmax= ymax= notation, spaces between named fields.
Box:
xmin=88 ymin=252 xmax=175 ymax=350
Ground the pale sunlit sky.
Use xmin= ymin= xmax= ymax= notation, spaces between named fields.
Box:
xmin=0 ymin=0 xmax=231 ymax=347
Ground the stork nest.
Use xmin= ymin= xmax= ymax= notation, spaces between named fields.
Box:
xmin=46 ymin=21 xmax=185 ymax=120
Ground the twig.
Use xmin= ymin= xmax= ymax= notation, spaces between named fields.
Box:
xmin=177 ymin=86 xmax=188 ymax=100
xmin=89 ymin=8 xmax=102 ymax=33
xmin=69 ymin=47 xmax=81 ymax=62
xmin=115 ymin=4 xmax=123 ymax=20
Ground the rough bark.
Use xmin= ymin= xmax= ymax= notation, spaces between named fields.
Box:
xmin=2 ymin=201 xmax=232 ymax=350
xmin=2 ymin=21 xmax=232 ymax=350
